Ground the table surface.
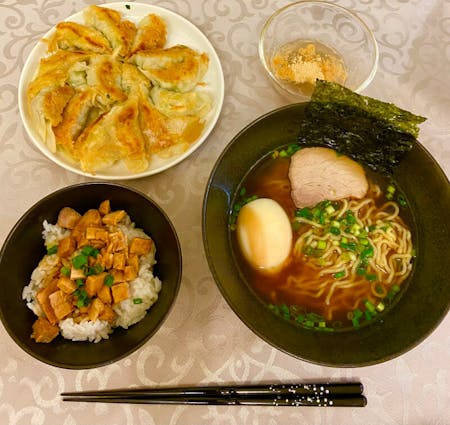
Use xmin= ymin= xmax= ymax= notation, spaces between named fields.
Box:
xmin=0 ymin=1 xmax=449 ymax=424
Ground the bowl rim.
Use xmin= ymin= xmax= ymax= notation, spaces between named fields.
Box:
xmin=258 ymin=0 xmax=379 ymax=97
xmin=0 ymin=182 xmax=183 ymax=369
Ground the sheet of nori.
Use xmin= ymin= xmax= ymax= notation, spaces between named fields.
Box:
xmin=297 ymin=80 xmax=427 ymax=175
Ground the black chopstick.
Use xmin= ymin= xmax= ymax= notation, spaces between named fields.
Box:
xmin=61 ymin=383 xmax=366 ymax=407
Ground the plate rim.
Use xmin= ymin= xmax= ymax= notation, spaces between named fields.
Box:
xmin=18 ymin=2 xmax=225 ymax=180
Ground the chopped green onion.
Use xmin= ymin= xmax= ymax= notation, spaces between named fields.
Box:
xmin=318 ymin=321 xmax=326 ymax=328
xmin=104 ymin=274 xmax=114 ymax=287
xmin=392 ymin=284 xmax=401 ymax=293
xmin=60 ymin=266 xmax=70 ymax=277
xmin=317 ymin=240 xmax=327 ymax=250
xmin=334 ymin=271 xmax=345 ymax=279
xmin=329 ymin=226 xmax=340 ymax=235
xmin=296 ymin=207 xmax=313 ymax=220
xmin=72 ymin=254 xmax=88 ymax=269
xmin=366 ymin=274 xmax=377 ymax=282
xmin=352 ymin=317 xmax=360 ymax=328
xmin=133 ymin=298 xmax=143 ymax=304
xmin=325 ymin=205 xmax=335 ymax=215
xmin=397 ymin=194 xmax=407 ymax=206
xmin=364 ymin=300 xmax=376 ymax=313
xmin=353 ymin=309 xmax=363 ymax=319
xmin=81 ymin=245 xmax=98 ymax=257
xmin=76 ymin=279 xmax=84 ymax=287
xmin=376 ymin=302 xmax=385 ymax=312
xmin=47 ymin=245 xmax=58 ymax=255
xmin=387 ymin=184 xmax=396 ymax=194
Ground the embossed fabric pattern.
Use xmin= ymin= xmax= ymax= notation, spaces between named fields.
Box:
xmin=0 ymin=1 xmax=449 ymax=424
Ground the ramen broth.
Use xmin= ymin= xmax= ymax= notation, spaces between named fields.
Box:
xmin=232 ymin=152 xmax=414 ymax=329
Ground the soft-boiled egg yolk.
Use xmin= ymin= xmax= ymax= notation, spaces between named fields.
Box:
xmin=236 ymin=198 xmax=292 ymax=272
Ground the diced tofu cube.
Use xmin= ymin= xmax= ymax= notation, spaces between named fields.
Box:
xmin=88 ymin=298 xmax=104 ymax=321
xmin=111 ymin=282 xmax=129 ymax=303
xmin=97 ymin=285 xmax=112 ymax=304
xmin=49 ymin=290 xmax=74 ymax=321
xmin=85 ymin=272 xmax=107 ymax=297
xmin=129 ymin=237 xmax=153 ymax=256
xmin=124 ymin=265 xmax=138 ymax=281
xmin=57 ymin=276 xmax=77 ymax=294
xmin=127 ymin=255 xmax=139 ymax=270
xmin=57 ymin=236 xmax=76 ymax=258
xmin=57 ymin=207 xmax=81 ymax=229
xmin=98 ymin=200 xmax=111 ymax=216
xmin=98 ymin=252 xmax=114 ymax=269
xmin=111 ymin=269 xmax=124 ymax=283
xmin=102 ymin=210 xmax=126 ymax=225
xmin=71 ymin=209 xmax=102 ymax=243
xmin=70 ymin=267 xmax=85 ymax=280
xmin=108 ymin=231 xmax=127 ymax=252
xmin=36 ymin=279 xmax=59 ymax=325
xmin=85 ymin=227 xmax=109 ymax=242
xmin=113 ymin=252 xmax=126 ymax=270
xmin=31 ymin=317 xmax=59 ymax=343
xmin=99 ymin=304 xmax=115 ymax=322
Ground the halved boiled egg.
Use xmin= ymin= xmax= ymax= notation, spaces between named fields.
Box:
xmin=236 ymin=198 xmax=292 ymax=272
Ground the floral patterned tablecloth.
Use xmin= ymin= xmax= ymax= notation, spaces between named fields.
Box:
xmin=0 ymin=1 xmax=449 ymax=424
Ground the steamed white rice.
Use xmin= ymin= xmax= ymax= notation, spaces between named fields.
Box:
xmin=22 ymin=215 xmax=162 ymax=343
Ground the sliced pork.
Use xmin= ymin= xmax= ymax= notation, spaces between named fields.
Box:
xmin=288 ymin=147 xmax=368 ymax=208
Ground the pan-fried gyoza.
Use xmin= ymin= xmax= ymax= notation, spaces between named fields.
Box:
xmin=27 ymin=5 xmax=212 ymax=174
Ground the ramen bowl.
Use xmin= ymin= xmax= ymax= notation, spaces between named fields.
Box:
xmin=202 ymin=103 xmax=450 ymax=367
xmin=259 ymin=1 xmax=378 ymax=100
xmin=0 ymin=183 xmax=182 ymax=369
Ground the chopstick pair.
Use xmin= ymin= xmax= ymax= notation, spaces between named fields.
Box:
xmin=61 ymin=382 xmax=367 ymax=407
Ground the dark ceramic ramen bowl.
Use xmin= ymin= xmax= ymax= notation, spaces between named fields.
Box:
xmin=0 ymin=183 xmax=182 ymax=369
xmin=202 ymin=103 xmax=450 ymax=367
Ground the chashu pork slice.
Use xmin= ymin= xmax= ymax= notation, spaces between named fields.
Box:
xmin=288 ymin=147 xmax=369 ymax=208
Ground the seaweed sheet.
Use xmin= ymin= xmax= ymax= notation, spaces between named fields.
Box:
xmin=298 ymin=80 xmax=427 ymax=174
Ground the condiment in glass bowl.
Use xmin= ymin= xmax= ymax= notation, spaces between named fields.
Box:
xmin=271 ymin=40 xmax=347 ymax=97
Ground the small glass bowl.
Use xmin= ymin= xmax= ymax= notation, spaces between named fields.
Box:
xmin=259 ymin=1 xmax=379 ymax=100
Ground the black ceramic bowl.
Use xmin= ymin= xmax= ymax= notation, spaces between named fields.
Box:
xmin=202 ymin=103 xmax=450 ymax=367
xmin=0 ymin=183 xmax=182 ymax=369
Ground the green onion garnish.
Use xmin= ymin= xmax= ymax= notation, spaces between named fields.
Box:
xmin=133 ymin=298 xmax=143 ymax=304
xmin=46 ymin=245 xmax=58 ymax=255
xmin=72 ymin=254 xmax=88 ymax=269
xmin=104 ymin=274 xmax=114 ymax=287
xmin=334 ymin=271 xmax=345 ymax=279
xmin=60 ymin=266 xmax=70 ymax=277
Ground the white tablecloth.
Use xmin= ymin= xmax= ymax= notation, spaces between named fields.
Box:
xmin=0 ymin=1 xmax=449 ymax=424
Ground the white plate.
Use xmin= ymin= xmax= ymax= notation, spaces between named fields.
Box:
xmin=18 ymin=2 xmax=224 ymax=180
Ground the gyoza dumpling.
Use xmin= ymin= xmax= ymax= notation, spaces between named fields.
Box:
xmin=27 ymin=51 xmax=91 ymax=150
xmin=85 ymin=55 xmax=127 ymax=106
xmin=83 ymin=5 xmax=136 ymax=57
xmin=130 ymin=14 xmax=167 ymax=55
xmin=131 ymin=45 xmax=209 ymax=92
xmin=47 ymin=21 xmax=112 ymax=54
xmin=120 ymin=63 xmax=151 ymax=97
xmin=53 ymin=88 xmax=101 ymax=155
xmin=150 ymin=86 xmax=212 ymax=118
xmin=27 ymin=50 xmax=91 ymax=100
xmin=74 ymin=95 xmax=148 ymax=173
xmin=28 ymin=85 xmax=75 ymax=152
xmin=137 ymin=91 xmax=204 ymax=158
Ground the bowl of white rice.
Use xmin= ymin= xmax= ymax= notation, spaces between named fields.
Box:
xmin=0 ymin=183 xmax=182 ymax=369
